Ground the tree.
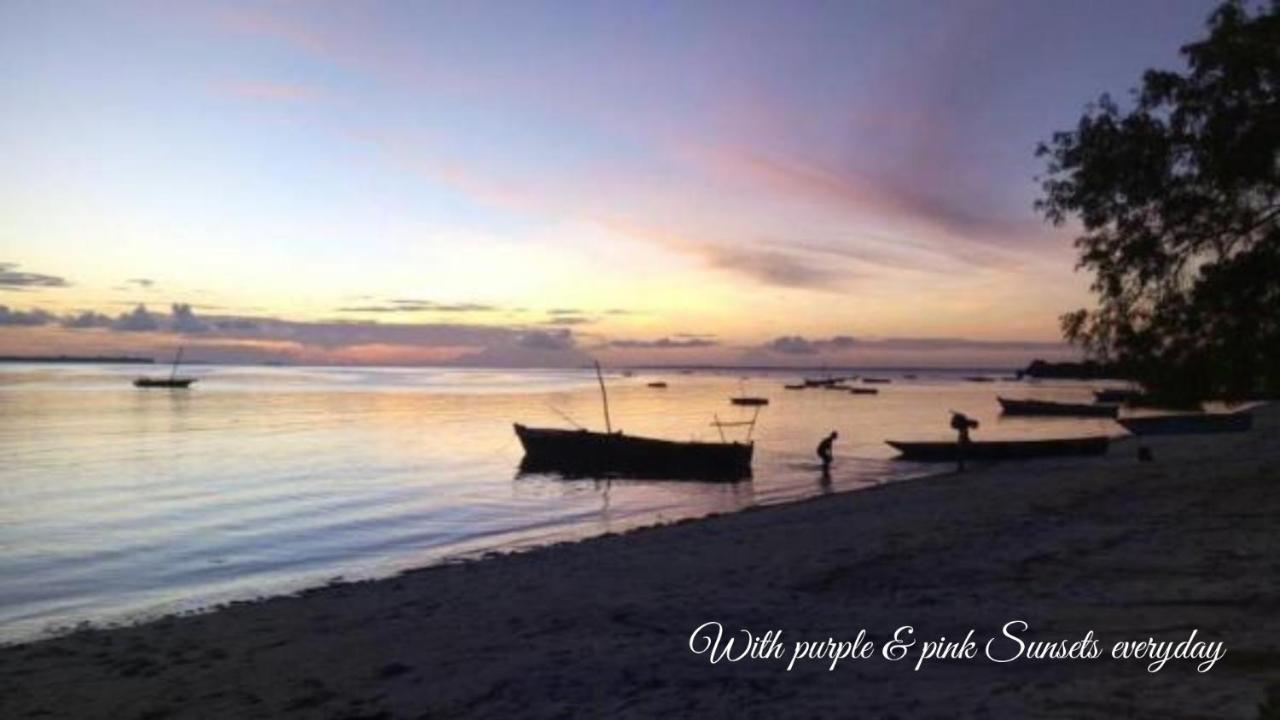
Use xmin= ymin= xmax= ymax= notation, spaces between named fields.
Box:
xmin=1037 ymin=0 xmax=1280 ymax=400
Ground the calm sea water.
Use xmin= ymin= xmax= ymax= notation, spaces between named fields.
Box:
xmin=0 ymin=364 xmax=1125 ymax=642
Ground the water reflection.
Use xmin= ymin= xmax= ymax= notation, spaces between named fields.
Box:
xmin=0 ymin=364 xmax=1123 ymax=641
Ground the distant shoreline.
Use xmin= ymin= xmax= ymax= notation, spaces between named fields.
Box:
xmin=0 ymin=355 xmax=154 ymax=364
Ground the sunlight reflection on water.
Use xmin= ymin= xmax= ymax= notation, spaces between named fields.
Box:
xmin=0 ymin=363 xmax=1125 ymax=641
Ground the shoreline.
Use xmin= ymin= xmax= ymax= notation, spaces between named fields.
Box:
xmin=3 ymin=406 xmax=1278 ymax=717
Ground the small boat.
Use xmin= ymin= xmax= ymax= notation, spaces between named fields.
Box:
xmin=862 ymin=377 xmax=891 ymax=384
xmin=515 ymin=362 xmax=754 ymax=480
xmin=886 ymin=436 xmax=1110 ymax=462
xmin=133 ymin=348 xmax=196 ymax=389
xmin=730 ymin=397 xmax=769 ymax=406
xmin=964 ymin=376 xmax=996 ymax=383
xmin=804 ymin=376 xmax=855 ymax=387
xmin=515 ymin=425 xmax=752 ymax=479
xmin=1093 ymin=389 xmax=1143 ymax=404
xmin=998 ymin=397 xmax=1119 ymax=418
xmin=784 ymin=384 xmax=806 ymax=390
xmin=1118 ymin=412 xmax=1252 ymax=436
xmin=647 ymin=381 xmax=668 ymax=388
xmin=849 ymin=388 xmax=879 ymax=395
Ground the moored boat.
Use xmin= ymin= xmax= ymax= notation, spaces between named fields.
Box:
xmin=730 ymin=397 xmax=769 ymax=406
xmin=514 ymin=424 xmax=752 ymax=479
xmin=1118 ymin=412 xmax=1252 ymax=436
xmin=886 ymin=436 xmax=1110 ymax=462
xmin=647 ymin=381 xmax=668 ymax=388
xmin=515 ymin=361 xmax=755 ymax=480
xmin=998 ymin=397 xmax=1119 ymax=418
xmin=862 ymin=377 xmax=891 ymax=384
xmin=849 ymin=387 xmax=879 ymax=395
xmin=134 ymin=348 xmax=196 ymax=389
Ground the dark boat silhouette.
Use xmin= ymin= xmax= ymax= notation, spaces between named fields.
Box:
xmin=647 ymin=381 xmax=668 ymax=388
xmin=998 ymin=397 xmax=1119 ymax=418
xmin=515 ymin=425 xmax=752 ymax=479
xmin=862 ymin=377 xmax=891 ymax=384
xmin=514 ymin=362 xmax=754 ymax=480
xmin=1093 ymin=389 xmax=1142 ymax=403
xmin=849 ymin=387 xmax=879 ymax=395
xmin=730 ymin=397 xmax=768 ymax=406
xmin=133 ymin=348 xmax=196 ymax=389
xmin=1118 ymin=412 xmax=1252 ymax=436
xmin=886 ymin=436 xmax=1109 ymax=462
xmin=784 ymin=383 xmax=806 ymax=390
xmin=803 ymin=375 xmax=855 ymax=387
xmin=964 ymin=376 xmax=996 ymax=383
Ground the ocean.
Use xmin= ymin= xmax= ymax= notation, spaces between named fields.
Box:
xmin=0 ymin=363 xmax=1125 ymax=642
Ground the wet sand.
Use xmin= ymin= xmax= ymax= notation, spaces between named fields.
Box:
xmin=3 ymin=405 xmax=1278 ymax=719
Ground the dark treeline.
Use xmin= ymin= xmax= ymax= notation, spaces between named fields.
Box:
xmin=1037 ymin=0 xmax=1280 ymax=401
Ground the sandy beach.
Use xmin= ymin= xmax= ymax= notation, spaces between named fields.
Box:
xmin=3 ymin=405 xmax=1277 ymax=719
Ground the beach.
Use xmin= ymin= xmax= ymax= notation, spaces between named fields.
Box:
xmin=3 ymin=404 xmax=1277 ymax=718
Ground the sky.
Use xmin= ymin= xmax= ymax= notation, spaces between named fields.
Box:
xmin=0 ymin=0 xmax=1221 ymax=367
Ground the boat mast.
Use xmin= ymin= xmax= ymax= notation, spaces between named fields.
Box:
xmin=594 ymin=360 xmax=613 ymax=434
xmin=170 ymin=347 xmax=184 ymax=381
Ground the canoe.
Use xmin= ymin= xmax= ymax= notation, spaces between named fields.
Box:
xmin=886 ymin=436 xmax=1110 ymax=462
xmin=647 ymin=382 xmax=668 ymax=388
xmin=998 ymin=397 xmax=1119 ymax=418
xmin=1118 ymin=412 xmax=1252 ymax=436
xmin=849 ymin=388 xmax=879 ymax=395
xmin=784 ymin=384 xmax=806 ymax=390
xmin=514 ymin=424 xmax=752 ymax=480
xmin=964 ymin=376 xmax=996 ymax=383
xmin=730 ymin=397 xmax=769 ymax=406
xmin=133 ymin=378 xmax=196 ymax=388
xmin=862 ymin=377 xmax=891 ymax=384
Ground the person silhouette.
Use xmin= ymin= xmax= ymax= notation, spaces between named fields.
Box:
xmin=816 ymin=431 xmax=838 ymax=473
xmin=950 ymin=412 xmax=979 ymax=471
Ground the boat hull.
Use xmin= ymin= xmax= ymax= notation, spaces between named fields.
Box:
xmin=1118 ymin=413 xmax=1252 ymax=436
xmin=730 ymin=397 xmax=768 ymax=406
xmin=133 ymin=378 xmax=197 ymax=388
xmin=998 ymin=397 xmax=1119 ymax=418
xmin=886 ymin=436 xmax=1110 ymax=462
xmin=514 ymin=424 xmax=753 ymax=480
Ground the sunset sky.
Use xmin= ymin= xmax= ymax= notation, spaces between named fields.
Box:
xmin=1 ymin=0 xmax=1219 ymax=367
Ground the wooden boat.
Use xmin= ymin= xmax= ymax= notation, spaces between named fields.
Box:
xmin=886 ymin=436 xmax=1110 ymax=462
xmin=1118 ymin=412 xmax=1252 ymax=436
xmin=647 ymin=381 xmax=668 ymax=388
xmin=998 ymin=397 xmax=1119 ymax=418
xmin=1093 ymin=389 xmax=1143 ymax=403
xmin=514 ymin=362 xmax=754 ymax=480
xmin=730 ymin=397 xmax=769 ymax=406
xmin=862 ymin=377 xmax=891 ymax=384
xmin=783 ymin=384 xmax=806 ymax=390
xmin=514 ymin=425 xmax=752 ymax=479
xmin=964 ymin=376 xmax=996 ymax=383
xmin=849 ymin=388 xmax=879 ymax=395
xmin=133 ymin=348 xmax=196 ymax=389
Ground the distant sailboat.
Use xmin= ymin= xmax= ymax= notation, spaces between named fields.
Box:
xmin=134 ymin=348 xmax=197 ymax=389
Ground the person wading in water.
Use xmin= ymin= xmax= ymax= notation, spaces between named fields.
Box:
xmin=816 ymin=431 xmax=838 ymax=474
xmin=950 ymin=411 xmax=978 ymax=471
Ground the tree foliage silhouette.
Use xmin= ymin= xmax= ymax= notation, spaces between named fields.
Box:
xmin=1037 ymin=0 xmax=1279 ymax=399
